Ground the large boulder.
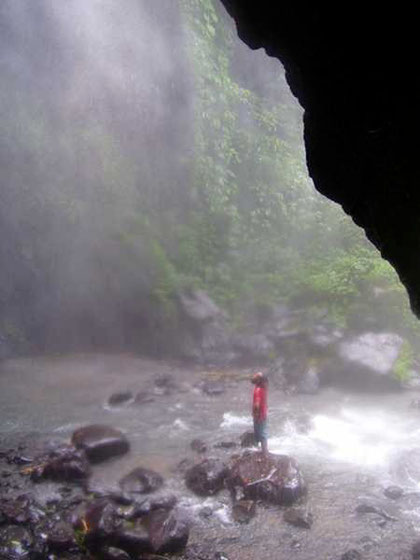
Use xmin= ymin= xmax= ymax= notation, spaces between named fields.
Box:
xmin=147 ymin=508 xmax=189 ymax=554
xmin=185 ymin=458 xmax=228 ymax=496
xmin=325 ymin=332 xmax=403 ymax=390
xmin=71 ymin=425 xmax=129 ymax=463
xmin=30 ymin=445 xmax=90 ymax=482
xmin=227 ymin=451 xmax=305 ymax=505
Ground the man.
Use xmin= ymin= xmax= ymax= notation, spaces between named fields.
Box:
xmin=251 ymin=371 xmax=268 ymax=456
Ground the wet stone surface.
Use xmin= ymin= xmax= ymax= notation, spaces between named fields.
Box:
xmin=71 ymin=425 xmax=130 ymax=464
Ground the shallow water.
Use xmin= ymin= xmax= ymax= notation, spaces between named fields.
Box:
xmin=2 ymin=353 xmax=420 ymax=559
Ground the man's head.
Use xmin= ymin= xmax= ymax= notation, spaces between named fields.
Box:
xmin=251 ymin=371 xmax=266 ymax=386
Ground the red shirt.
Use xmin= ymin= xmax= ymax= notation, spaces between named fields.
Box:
xmin=253 ymin=385 xmax=267 ymax=421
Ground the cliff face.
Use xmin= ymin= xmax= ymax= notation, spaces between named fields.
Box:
xmin=219 ymin=2 xmax=420 ymax=316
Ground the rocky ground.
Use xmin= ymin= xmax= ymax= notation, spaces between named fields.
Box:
xmin=2 ymin=354 xmax=420 ymax=559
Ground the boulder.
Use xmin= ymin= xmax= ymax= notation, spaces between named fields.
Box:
xmin=185 ymin=458 xmax=228 ymax=496
xmin=119 ymin=467 xmax=164 ymax=497
xmin=0 ymin=525 xmax=33 ymax=559
xmin=112 ymin=520 xmax=152 ymax=556
xmin=83 ymin=499 xmax=121 ymax=551
xmin=227 ymin=452 xmax=305 ymax=505
xmin=240 ymin=431 xmax=257 ymax=448
xmin=30 ymin=445 xmax=90 ymax=482
xmin=121 ymin=495 xmax=177 ymax=519
xmin=71 ymin=425 xmax=129 ymax=463
xmin=148 ymin=508 xmax=189 ymax=554
xmin=326 ymin=332 xmax=403 ymax=390
xmin=108 ymin=392 xmax=133 ymax=406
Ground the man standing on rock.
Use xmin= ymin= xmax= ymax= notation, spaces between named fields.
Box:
xmin=251 ymin=371 xmax=268 ymax=456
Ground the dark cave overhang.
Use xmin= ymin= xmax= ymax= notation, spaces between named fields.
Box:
xmin=219 ymin=2 xmax=420 ymax=316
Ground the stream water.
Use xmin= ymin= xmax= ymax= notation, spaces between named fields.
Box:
xmin=1 ymin=353 xmax=420 ymax=559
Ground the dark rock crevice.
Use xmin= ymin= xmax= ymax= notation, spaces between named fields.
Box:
xmin=218 ymin=2 xmax=420 ymax=316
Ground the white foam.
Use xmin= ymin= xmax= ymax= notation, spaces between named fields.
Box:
xmin=220 ymin=412 xmax=252 ymax=429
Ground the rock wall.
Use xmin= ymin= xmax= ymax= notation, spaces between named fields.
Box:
xmin=219 ymin=2 xmax=420 ymax=317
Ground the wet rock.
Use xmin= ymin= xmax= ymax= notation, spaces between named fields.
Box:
xmin=133 ymin=391 xmax=154 ymax=405
xmin=185 ymin=458 xmax=228 ymax=496
xmin=120 ymin=494 xmax=177 ymax=519
xmin=100 ymin=546 xmax=131 ymax=560
xmin=198 ymin=506 xmax=213 ymax=519
xmin=113 ymin=520 xmax=152 ymax=556
xmin=148 ymin=508 xmax=189 ymax=554
xmin=240 ymin=431 xmax=257 ymax=448
xmin=83 ymin=499 xmax=121 ymax=551
xmin=201 ymin=380 xmax=225 ymax=396
xmin=232 ymin=499 xmax=256 ymax=524
xmin=227 ymin=451 xmax=306 ymax=505
xmin=35 ymin=518 xmax=76 ymax=553
xmin=328 ymin=332 xmax=403 ymax=391
xmin=283 ymin=507 xmax=313 ymax=528
xmin=391 ymin=448 xmax=420 ymax=486
xmin=30 ymin=446 xmax=90 ymax=482
xmin=341 ymin=550 xmax=362 ymax=560
xmin=72 ymin=425 xmax=129 ymax=463
xmin=119 ymin=467 xmax=164 ymax=497
xmin=191 ymin=439 xmax=207 ymax=454
xmin=0 ymin=525 xmax=33 ymax=559
xmin=215 ymin=441 xmax=237 ymax=450
xmin=384 ymin=485 xmax=403 ymax=499
xmin=108 ymin=392 xmax=133 ymax=406
xmin=0 ymin=494 xmax=45 ymax=525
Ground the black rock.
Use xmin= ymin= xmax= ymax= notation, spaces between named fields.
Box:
xmin=83 ymin=499 xmax=121 ymax=551
xmin=119 ymin=467 xmax=164 ymax=497
xmin=100 ymin=546 xmax=131 ymax=560
xmin=113 ymin=520 xmax=152 ymax=556
xmin=108 ymin=392 xmax=133 ymax=406
xmin=71 ymin=425 xmax=130 ymax=463
xmin=0 ymin=494 xmax=45 ymax=526
xmin=227 ymin=452 xmax=306 ymax=505
xmin=185 ymin=458 xmax=228 ymax=496
xmin=148 ymin=508 xmax=189 ymax=554
xmin=30 ymin=446 xmax=90 ymax=482
xmin=191 ymin=439 xmax=207 ymax=453
xmin=240 ymin=431 xmax=257 ymax=448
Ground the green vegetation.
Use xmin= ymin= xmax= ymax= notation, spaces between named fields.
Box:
xmin=393 ymin=341 xmax=414 ymax=383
